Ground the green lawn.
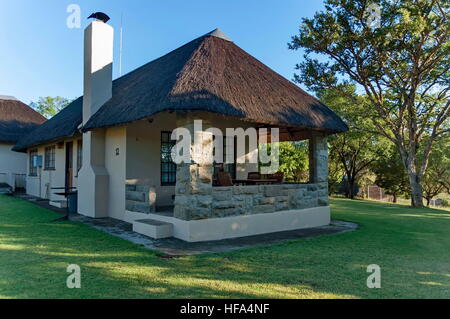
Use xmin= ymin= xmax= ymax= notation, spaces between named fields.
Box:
xmin=0 ymin=195 xmax=449 ymax=299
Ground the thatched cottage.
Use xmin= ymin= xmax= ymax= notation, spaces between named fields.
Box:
xmin=14 ymin=19 xmax=347 ymax=241
xmin=0 ymin=96 xmax=46 ymax=192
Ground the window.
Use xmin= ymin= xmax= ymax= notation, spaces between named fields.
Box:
xmin=77 ymin=140 xmax=82 ymax=172
xmin=29 ymin=149 xmax=38 ymax=176
xmin=161 ymin=131 xmax=177 ymax=185
xmin=44 ymin=146 xmax=55 ymax=170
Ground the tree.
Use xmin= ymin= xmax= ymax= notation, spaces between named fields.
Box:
xmin=358 ymin=173 xmax=377 ymax=199
xmin=421 ymin=136 xmax=450 ymax=205
xmin=372 ymin=148 xmax=409 ymax=203
xmin=289 ymin=0 xmax=449 ymax=207
xmin=329 ymin=126 xmax=384 ymax=199
xmin=441 ymin=181 xmax=450 ymax=194
xmin=328 ymin=152 xmax=344 ymax=195
xmin=31 ymin=96 xmax=71 ymax=118
xmin=319 ymin=85 xmax=387 ymax=199
xmin=277 ymin=141 xmax=309 ymax=182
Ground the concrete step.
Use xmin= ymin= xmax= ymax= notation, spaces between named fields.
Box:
xmin=132 ymin=219 xmax=173 ymax=239
xmin=126 ymin=190 xmax=146 ymax=202
xmin=126 ymin=200 xmax=154 ymax=214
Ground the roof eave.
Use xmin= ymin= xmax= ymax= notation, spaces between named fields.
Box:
xmin=12 ymin=131 xmax=82 ymax=153
xmin=81 ymin=109 xmax=349 ymax=135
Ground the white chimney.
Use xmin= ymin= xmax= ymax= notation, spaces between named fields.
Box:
xmin=78 ymin=18 xmax=113 ymax=218
xmin=83 ymin=20 xmax=114 ymax=124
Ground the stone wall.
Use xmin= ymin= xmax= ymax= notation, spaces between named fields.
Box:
xmin=171 ymin=119 xmax=330 ymax=221
xmin=125 ymin=183 xmax=156 ymax=214
xmin=175 ymin=182 xmax=328 ymax=220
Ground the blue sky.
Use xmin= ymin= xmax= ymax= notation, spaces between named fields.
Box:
xmin=0 ymin=0 xmax=325 ymax=104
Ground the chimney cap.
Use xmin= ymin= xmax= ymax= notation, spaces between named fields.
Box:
xmin=87 ymin=12 xmax=110 ymax=23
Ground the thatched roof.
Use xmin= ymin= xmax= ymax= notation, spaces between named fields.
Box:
xmin=0 ymin=96 xmax=46 ymax=143
xmin=83 ymin=29 xmax=348 ymax=133
xmin=13 ymin=97 xmax=82 ymax=152
xmin=14 ymin=29 xmax=348 ymax=151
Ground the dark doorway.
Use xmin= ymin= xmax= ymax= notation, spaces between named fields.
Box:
xmin=65 ymin=142 xmax=73 ymax=190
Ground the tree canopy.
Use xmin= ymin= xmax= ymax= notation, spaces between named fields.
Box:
xmin=289 ymin=0 xmax=449 ymax=207
xmin=31 ymin=96 xmax=72 ymax=119
xmin=421 ymin=136 xmax=450 ymax=205
xmin=319 ymin=85 xmax=388 ymax=199
xmin=277 ymin=141 xmax=309 ymax=182
xmin=372 ymin=147 xmax=410 ymax=202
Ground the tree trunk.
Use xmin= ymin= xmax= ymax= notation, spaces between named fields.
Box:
xmin=398 ymin=146 xmax=424 ymax=208
xmin=426 ymin=197 xmax=431 ymax=206
xmin=347 ymin=178 xmax=355 ymax=199
xmin=393 ymin=194 xmax=397 ymax=203
xmin=408 ymin=173 xmax=424 ymax=208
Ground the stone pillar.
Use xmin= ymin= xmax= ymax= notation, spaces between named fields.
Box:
xmin=308 ymin=134 xmax=328 ymax=183
xmin=173 ymin=115 xmax=214 ymax=220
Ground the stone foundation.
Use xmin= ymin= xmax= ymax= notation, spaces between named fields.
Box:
xmin=175 ymin=182 xmax=328 ymax=220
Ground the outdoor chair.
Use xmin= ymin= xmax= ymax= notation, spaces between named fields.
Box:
xmin=261 ymin=172 xmax=284 ymax=184
xmin=247 ymin=172 xmax=261 ymax=180
xmin=217 ymin=171 xmax=234 ymax=186
xmin=272 ymin=172 xmax=284 ymax=183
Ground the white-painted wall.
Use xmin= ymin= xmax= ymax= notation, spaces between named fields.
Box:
xmin=125 ymin=112 xmax=260 ymax=207
xmin=20 ymin=111 xmax=261 ymax=223
xmin=127 ymin=206 xmax=331 ymax=242
xmin=126 ymin=113 xmax=177 ymax=206
xmin=26 ymin=139 xmax=81 ymax=200
xmin=0 ymin=142 xmax=27 ymax=189
xmin=105 ymin=127 xmax=126 ymax=220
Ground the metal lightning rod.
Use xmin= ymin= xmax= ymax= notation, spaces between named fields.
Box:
xmin=119 ymin=13 xmax=123 ymax=76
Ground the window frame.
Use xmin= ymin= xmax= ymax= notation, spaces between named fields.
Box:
xmin=76 ymin=139 xmax=83 ymax=173
xmin=160 ymin=131 xmax=177 ymax=186
xmin=44 ymin=145 xmax=56 ymax=170
xmin=29 ymin=149 xmax=38 ymax=176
